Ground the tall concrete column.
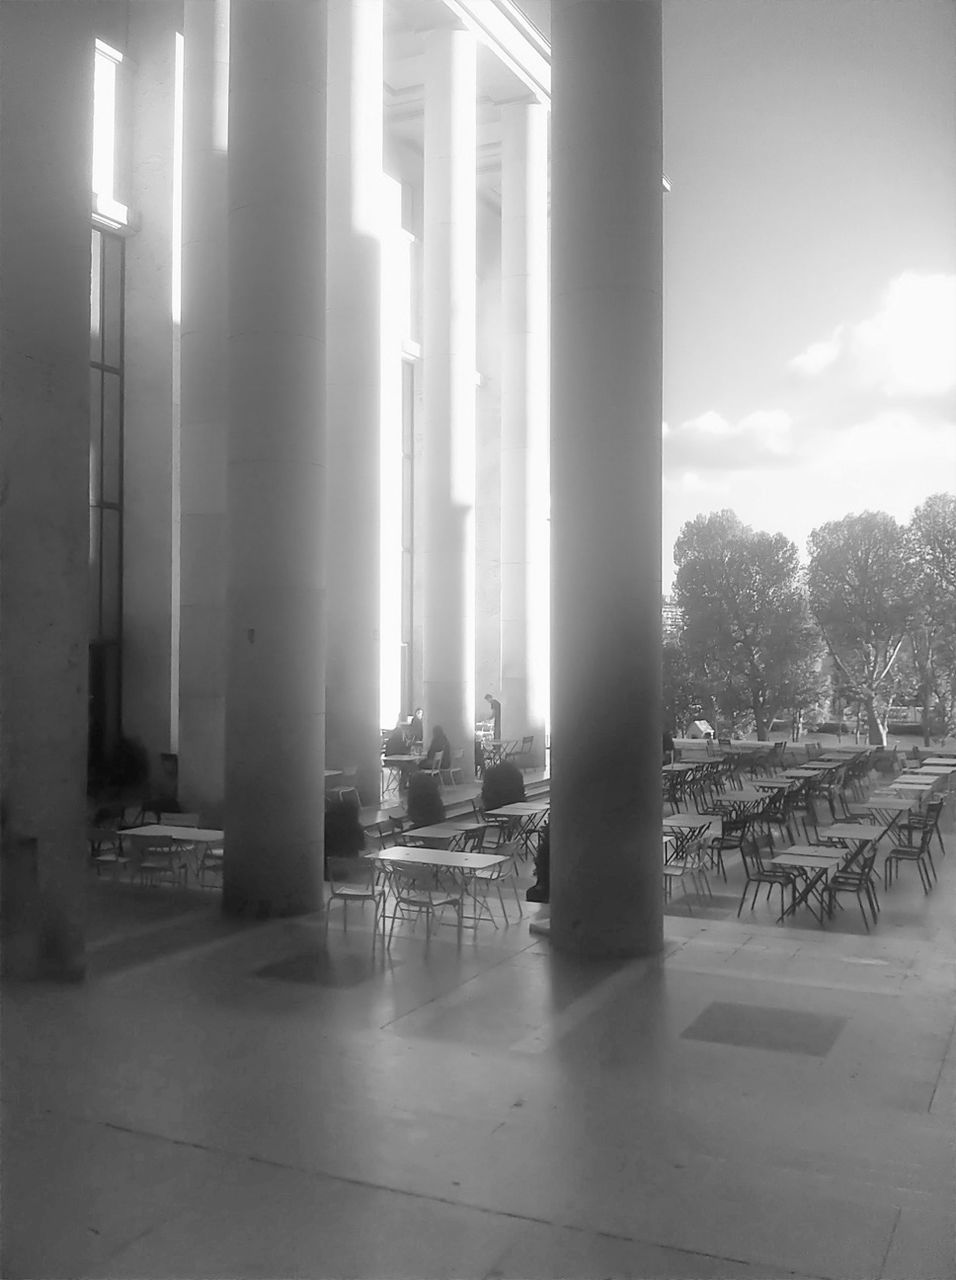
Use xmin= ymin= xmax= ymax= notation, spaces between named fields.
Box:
xmin=549 ymin=0 xmax=664 ymax=957
xmin=500 ymin=100 xmax=549 ymax=764
xmin=325 ymin=0 xmax=383 ymax=805
xmin=422 ymin=26 xmax=477 ymax=770
xmin=223 ymin=0 xmax=327 ymax=917
xmin=0 ymin=1 xmax=93 ymax=978
xmin=123 ymin=0 xmax=181 ymax=775
xmin=179 ymin=0 xmax=229 ymax=822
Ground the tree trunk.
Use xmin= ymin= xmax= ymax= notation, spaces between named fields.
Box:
xmin=753 ymin=706 xmax=768 ymax=741
xmin=864 ymin=699 xmax=887 ymax=747
xmin=921 ymin=676 xmax=933 ymax=747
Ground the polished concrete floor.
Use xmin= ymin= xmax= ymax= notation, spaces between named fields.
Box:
xmin=3 ymin=813 xmax=955 ymax=1279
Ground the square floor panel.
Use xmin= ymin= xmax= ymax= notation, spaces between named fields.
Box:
xmin=254 ymin=949 xmax=391 ymax=988
xmin=681 ymin=1001 xmax=847 ymax=1057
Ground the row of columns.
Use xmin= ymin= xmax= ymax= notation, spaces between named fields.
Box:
xmin=0 ymin=0 xmax=663 ymax=966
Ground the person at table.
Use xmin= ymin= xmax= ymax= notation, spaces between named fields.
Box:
xmin=485 ymin=692 xmax=502 ymax=740
xmin=408 ymin=707 xmax=424 ymax=748
xmin=384 ymin=720 xmax=409 ymax=758
xmin=421 ymin=724 xmax=451 ymax=771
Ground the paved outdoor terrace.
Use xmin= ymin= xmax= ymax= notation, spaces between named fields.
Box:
xmin=3 ymin=748 xmax=955 ymax=1279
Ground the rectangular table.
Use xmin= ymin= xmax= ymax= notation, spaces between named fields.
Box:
xmin=770 ymin=846 xmax=849 ymax=923
xmin=122 ymin=823 xmax=223 ymax=844
xmin=372 ymin=847 xmax=509 ymax=932
xmin=485 ymin=802 xmax=550 ymax=816
xmin=823 ymin=823 xmax=887 ymax=844
xmin=400 ymin=821 xmax=488 ymax=849
xmin=121 ymin=824 xmax=224 ymax=883
xmin=382 ymin=755 xmax=421 ymax=795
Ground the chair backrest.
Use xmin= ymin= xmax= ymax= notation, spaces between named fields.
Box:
xmin=485 ymin=841 xmax=521 ymax=877
xmin=327 ymin=855 xmax=375 ymax=890
xmin=917 ymin=804 xmax=943 ymax=849
xmin=741 ymin=832 xmax=775 ymax=871
xmin=520 ymin=735 xmax=534 ymax=753
xmin=390 ymin=864 xmax=441 ymax=895
xmin=160 ymin=812 xmax=199 ymax=827
xmin=719 ymin=814 xmax=751 ymax=845
xmin=450 ymin=826 xmax=486 ymax=853
xmin=126 ymin=833 xmax=174 ymax=856
xmin=88 ymin=827 xmax=120 ymax=849
xmin=366 ymin=821 xmax=396 ymax=850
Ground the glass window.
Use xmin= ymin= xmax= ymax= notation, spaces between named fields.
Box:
xmin=102 ymin=233 xmax=123 ymax=367
xmin=89 ymin=507 xmax=101 ymax=634
xmin=100 ymin=507 xmax=121 ymax=640
xmin=101 ymin=372 xmax=122 ymax=505
xmin=90 ymin=229 xmax=102 ymax=362
xmin=89 ymin=368 xmax=102 ymax=505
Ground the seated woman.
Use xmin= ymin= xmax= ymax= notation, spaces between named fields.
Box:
xmin=422 ymin=724 xmax=452 ymax=770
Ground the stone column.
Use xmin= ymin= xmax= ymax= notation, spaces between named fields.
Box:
xmin=549 ymin=0 xmax=664 ymax=957
xmin=123 ymin=0 xmax=181 ymax=776
xmin=179 ymin=0 xmax=229 ymax=822
xmin=421 ymin=26 xmax=477 ymax=771
xmin=0 ymin=1 xmax=93 ymax=978
xmin=223 ymin=0 xmax=327 ymax=917
xmin=325 ymin=0 xmax=383 ymax=805
xmin=500 ymin=100 xmax=549 ymax=764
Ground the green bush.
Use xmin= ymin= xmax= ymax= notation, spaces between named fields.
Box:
xmin=481 ymin=762 xmax=525 ymax=811
xmin=407 ymin=772 xmax=445 ymax=828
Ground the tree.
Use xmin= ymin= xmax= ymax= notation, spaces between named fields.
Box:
xmin=906 ymin=494 xmax=956 ymax=742
xmin=662 ymin=639 xmax=700 ymax=736
xmin=673 ymin=511 xmax=824 ymax=740
xmin=806 ymin=511 xmax=911 ymax=746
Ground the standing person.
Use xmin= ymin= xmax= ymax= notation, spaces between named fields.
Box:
xmin=485 ymin=692 xmax=502 ymax=740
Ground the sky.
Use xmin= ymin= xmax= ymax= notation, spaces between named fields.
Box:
xmin=660 ymin=0 xmax=956 ymax=588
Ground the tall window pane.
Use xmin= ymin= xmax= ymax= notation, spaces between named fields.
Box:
xmin=101 ymin=372 xmax=122 ymax=505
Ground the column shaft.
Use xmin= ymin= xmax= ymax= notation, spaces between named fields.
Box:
xmin=123 ymin=0 xmax=180 ymax=775
xmin=500 ymin=101 xmax=549 ymax=763
xmin=325 ymin=0 xmax=383 ymax=805
xmin=223 ymin=0 xmax=327 ymax=916
xmin=422 ymin=28 xmax=477 ymax=768
xmin=0 ymin=1 xmax=93 ymax=978
xmin=550 ymin=0 xmax=664 ymax=957
xmin=179 ymin=0 xmax=229 ymax=821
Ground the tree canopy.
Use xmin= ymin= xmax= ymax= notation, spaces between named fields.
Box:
xmin=673 ymin=511 xmax=824 ymax=739
xmin=905 ymin=494 xmax=956 ymax=740
xmin=806 ymin=510 xmax=911 ymax=744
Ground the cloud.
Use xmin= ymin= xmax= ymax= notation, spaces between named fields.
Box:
xmin=664 ymin=407 xmax=795 ymax=472
xmin=789 ymin=272 xmax=956 ymax=399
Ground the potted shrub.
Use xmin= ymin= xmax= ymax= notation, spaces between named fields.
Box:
xmin=324 ymin=791 xmax=366 ymax=877
xmin=527 ymin=821 xmax=550 ymax=903
xmin=406 ymin=771 xmax=445 ymax=828
xmin=480 ymin=761 xmax=525 ymax=811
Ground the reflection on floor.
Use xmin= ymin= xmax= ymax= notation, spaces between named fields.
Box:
xmin=3 ymin=807 xmax=955 ymax=1279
